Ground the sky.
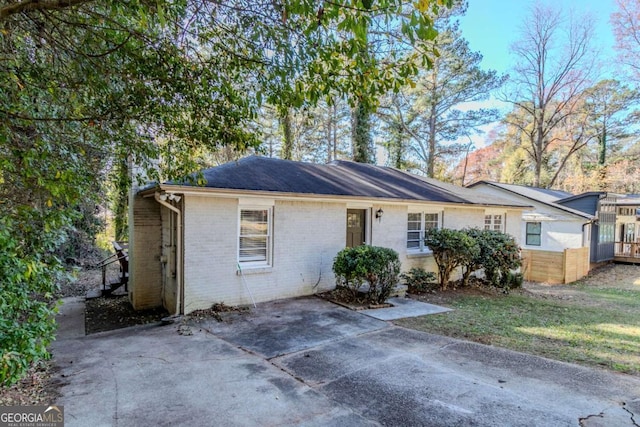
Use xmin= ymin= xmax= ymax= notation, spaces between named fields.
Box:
xmin=453 ymin=0 xmax=619 ymax=148
xmin=458 ymin=0 xmax=618 ymax=76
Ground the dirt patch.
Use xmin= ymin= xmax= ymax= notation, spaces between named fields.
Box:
xmin=409 ymin=283 xmax=516 ymax=306
xmin=316 ymin=288 xmax=394 ymax=310
xmin=85 ymin=295 xmax=169 ymax=334
xmin=59 ymin=251 xmax=170 ymax=335
xmin=522 ymin=263 xmax=640 ymax=308
xmin=187 ymin=302 xmax=250 ymax=322
xmin=56 ymin=249 xmax=121 ymax=298
xmin=0 ymin=362 xmax=59 ymax=406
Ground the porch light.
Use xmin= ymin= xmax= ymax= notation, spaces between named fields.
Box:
xmin=376 ymin=208 xmax=384 ymax=220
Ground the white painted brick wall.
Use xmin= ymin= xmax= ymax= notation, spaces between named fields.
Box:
xmin=182 ymin=197 xmax=346 ymax=312
xmin=182 ymin=196 xmax=239 ymax=313
xmin=176 ymin=196 xmax=525 ymax=312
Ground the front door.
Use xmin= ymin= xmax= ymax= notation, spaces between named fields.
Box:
xmin=346 ymin=209 xmax=366 ymax=247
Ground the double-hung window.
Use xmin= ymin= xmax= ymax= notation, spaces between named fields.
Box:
xmin=484 ymin=214 xmax=504 ymax=232
xmin=238 ymin=207 xmax=272 ymax=266
xmin=407 ymin=211 xmax=440 ymax=252
xmin=525 ymin=222 xmax=541 ymax=246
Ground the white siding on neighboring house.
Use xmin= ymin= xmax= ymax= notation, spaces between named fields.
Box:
xmin=527 ymin=219 xmax=586 ymax=252
xmin=469 ymin=183 xmax=588 ymax=252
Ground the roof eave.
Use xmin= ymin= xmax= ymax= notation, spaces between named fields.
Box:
xmin=140 ymin=184 xmax=530 ymax=210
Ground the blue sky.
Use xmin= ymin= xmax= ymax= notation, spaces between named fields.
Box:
xmin=452 ymin=0 xmax=618 ymax=148
xmin=458 ymin=0 xmax=617 ymax=75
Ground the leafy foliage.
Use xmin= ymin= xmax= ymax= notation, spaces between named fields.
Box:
xmin=465 ymin=228 xmax=522 ymax=290
xmin=0 ymin=214 xmax=63 ymax=386
xmin=423 ymin=228 xmax=522 ymax=291
xmin=332 ymin=246 xmax=401 ymax=304
xmin=0 ymin=0 xmax=452 ymax=384
xmin=401 ymin=267 xmax=438 ymax=293
xmin=423 ymin=228 xmax=479 ymax=290
xmin=378 ymin=8 xmax=505 ymax=177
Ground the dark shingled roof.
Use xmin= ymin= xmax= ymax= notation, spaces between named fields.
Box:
xmin=467 ymin=180 xmax=592 ymax=219
xmin=467 ymin=181 xmax=573 ymax=204
xmin=164 ymin=156 xmax=527 ymax=207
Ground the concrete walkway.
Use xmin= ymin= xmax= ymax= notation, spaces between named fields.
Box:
xmin=56 ymin=296 xmax=86 ymax=339
xmin=360 ymin=297 xmax=451 ymax=320
xmin=51 ymin=296 xmax=640 ymax=427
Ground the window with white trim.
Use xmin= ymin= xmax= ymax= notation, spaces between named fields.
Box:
xmin=525 ymin=222 xmax=541 ymax=246
xmin=238 ymin=207 xmax=272 ymax=265
xmin=484 ymin=214 xmax=503 ymax=232
xmin=407 ymin=212 xmax=440 ymax=252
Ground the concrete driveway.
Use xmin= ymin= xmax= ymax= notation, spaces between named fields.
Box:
xmin=52 ymin=297 xmax=640 ymax=426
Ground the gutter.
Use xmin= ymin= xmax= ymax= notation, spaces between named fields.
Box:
xmin=138 ymin=184 xmax=531 ymax=210
xmin=154 ymin=192 xmax=183 ymax=315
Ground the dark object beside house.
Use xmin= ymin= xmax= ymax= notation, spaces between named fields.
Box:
xmin=96 ymin=241 xmax=129 ymax=296
xmin=556 ymin=192 xmax=616 ymax=264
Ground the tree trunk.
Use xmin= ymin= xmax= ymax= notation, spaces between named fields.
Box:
xmin=280 ymin=108 xmax=293 ymax=160
xmin=598 ymin=126 xmax=607 ymax=165
xmin=352 ymin=101 xmax=373 ymax=163
xmin=114 ymin=155 xmax=129 ymax=242
xmin=326 ymin=105 xmax=333 ymax=162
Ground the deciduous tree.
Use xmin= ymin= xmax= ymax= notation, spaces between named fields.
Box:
xmin=504 ymin=2 xmax=596 ymax=187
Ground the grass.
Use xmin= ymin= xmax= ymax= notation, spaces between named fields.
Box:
xmin=396 ymin=280 xmax=640 ymax=376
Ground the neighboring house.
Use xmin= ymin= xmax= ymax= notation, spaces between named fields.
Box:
xmin=554 ymin=192 xmax=617 ymax=264
xmin=129 ymin=156 xmax=527 ymax=314
xmin=467 ymin=181 xmax=594 ymax=284
xmin=613 ymin=194 xmax=640 ymax=262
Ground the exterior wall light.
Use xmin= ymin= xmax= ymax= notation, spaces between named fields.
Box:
xmin=376 ymin=208 xmax=384 ymax=220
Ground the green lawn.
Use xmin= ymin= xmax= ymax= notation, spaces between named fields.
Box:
xmin=396 ymin=282 xmax=640 ymax=375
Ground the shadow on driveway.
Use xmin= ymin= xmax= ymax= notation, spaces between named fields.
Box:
xmin=52 ymin=296 xmax=640 ymax=427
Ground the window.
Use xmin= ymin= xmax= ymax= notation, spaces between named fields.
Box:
xmin=239 ymin=208 xmax=271 ymax=265
xmin=484 ymin=214 xmax=503 ymax=232
xmin=623 ymin=223 xmax=636 ymax=243
xmin=526 ymin=222 xmax=541 ymax=246
xmin=407 ymin=212 xmax=440 ymax=252
xmin=618 ymin=207 xmax=635 ymax=216
xmin=599 ymin=223 xmax=615 ymax=243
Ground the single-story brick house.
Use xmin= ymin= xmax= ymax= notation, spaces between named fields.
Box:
xmin=129 ymin=156 xmax=528 ymax=315
xmin=466 ymin=181 xmax=596 ymax=284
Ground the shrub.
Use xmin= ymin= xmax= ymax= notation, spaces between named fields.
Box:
xmin=424 ymin=228 xmax=479 ymax=290
xmin=462 ymin=228 xmax=521 ymax=290
xmin=0 ymin=212 xmax=63 ymax=386
xmin=501 ymin=271 xmax=524 ymax=290
xmin=333 ymin=246 xmax=401 ymax=304
xmin=401 ymin=268 xmax=437 ymax=293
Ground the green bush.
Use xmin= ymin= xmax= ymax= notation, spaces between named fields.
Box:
xmin=462 ymin=228 xmax=522 ymax=290
xmin=401 ymin=268 xmax=437 ymax=293
xmin=424 ymin=228 xmax=479 ymax=290
xmin=0 ymin=211 xmax=63 ymax=386
xmin=332 ymin=246 xmax=401 ymax=305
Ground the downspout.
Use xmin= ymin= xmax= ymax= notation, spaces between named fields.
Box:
xmin=583 ymin=219 xmax=595 ymax=248
xmin=155 ymin=192 xmax=183 ymax=315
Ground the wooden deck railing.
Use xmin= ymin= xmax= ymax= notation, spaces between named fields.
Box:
xmin=614 ymin=242 xmax=640 ymax=259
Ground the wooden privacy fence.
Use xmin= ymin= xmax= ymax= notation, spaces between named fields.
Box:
xmin=521 ymin=247 xmax=590 ymax=284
